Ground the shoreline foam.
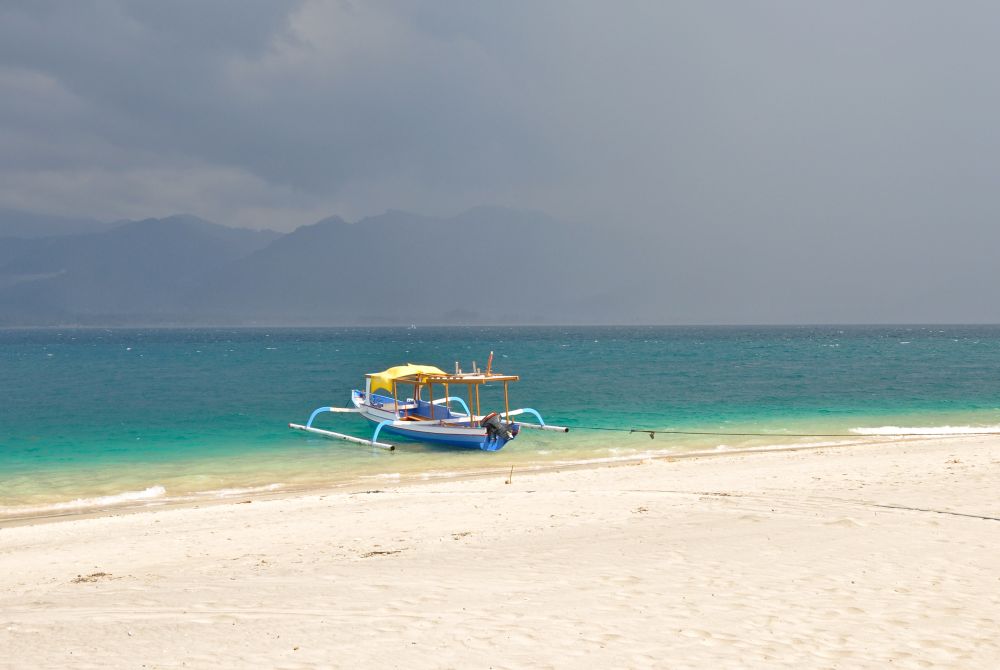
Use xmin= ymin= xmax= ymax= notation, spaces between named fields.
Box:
xmin=0 ymin=431 xmax=980 ymax=526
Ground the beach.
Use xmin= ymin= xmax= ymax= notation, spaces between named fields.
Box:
xmin=2 ymin=436 xmax=998 ymax=669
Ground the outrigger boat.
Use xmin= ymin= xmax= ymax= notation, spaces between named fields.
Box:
xmin=289 ymin=355 xmax=568 ymax=451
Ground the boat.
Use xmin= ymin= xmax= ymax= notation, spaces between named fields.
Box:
xmin=289 ymin=355 xmax=568 ymax=451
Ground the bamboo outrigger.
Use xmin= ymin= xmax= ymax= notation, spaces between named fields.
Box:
xmin=289 ymin=355 xmax=568 ymax=451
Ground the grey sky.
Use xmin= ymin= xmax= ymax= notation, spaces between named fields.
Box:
xmin=3 ymin=1 xmax=1000 ymax=322
xmin=3 ymin=1 xmax=996 ymax=228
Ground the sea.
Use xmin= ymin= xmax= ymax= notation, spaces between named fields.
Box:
xmin=3 ymin=325 xmax=1000 ymax=520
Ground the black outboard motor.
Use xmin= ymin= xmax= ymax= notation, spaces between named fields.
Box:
xmin=480 ymin=412 xmax=514 ymax=442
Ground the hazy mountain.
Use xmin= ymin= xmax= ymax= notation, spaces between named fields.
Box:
xmin=189 ymin=206 xmax=648 ymax=324
xmin=0 ymin=209 xmax=117 ymax=239
xmin=0 ymin=207 xmax=653 ymax=326
xmin=0 ymin=237 xmax=42 ymax=267
xmin=0 ymin=215 xmax=281 ymax=325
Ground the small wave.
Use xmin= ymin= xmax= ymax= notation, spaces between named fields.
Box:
xmin=418 ymin=471 xmax=460 ymax=480
xmin=195 ymin=483 xmax=283 ymax=498
xmin=0 ymin=485 xmax=166 ymax=518
xmin=720 ymin=439 xmax=860 ymax=452
xmin=604 ymin=447 xmax=636 ymax=456
xmin=850 ymin=424 xmax=1000 ymax=436
xmin=552 ymin=449 xmax=674 ymax=467
xmin=590 ymin=439 xmax=862 ymax=465
xmin=360 ymin=473 xmax=402 ymax=481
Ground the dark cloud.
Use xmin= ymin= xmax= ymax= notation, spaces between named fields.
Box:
xmin=3 ymin=1 xmax=1000 ymax=321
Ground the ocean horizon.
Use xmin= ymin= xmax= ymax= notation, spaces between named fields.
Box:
xmin=3 ymin=324 xmax=1000 ymax=519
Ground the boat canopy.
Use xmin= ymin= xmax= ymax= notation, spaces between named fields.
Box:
xmin=367 ymin=363 xmax=447 ymax=394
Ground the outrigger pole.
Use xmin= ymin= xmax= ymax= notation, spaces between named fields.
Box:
xmin=289 ymin=423 xmax=395 ymax=450
xmin=288 ymin=406 xmax=395 ymax=450
xmin=501 ymin=408 xmax=570 ymax=432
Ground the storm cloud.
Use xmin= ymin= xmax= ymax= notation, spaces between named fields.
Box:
xmin=3 ymin=2 xmax=1000 ymax=322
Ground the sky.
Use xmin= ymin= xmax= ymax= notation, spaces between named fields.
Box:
xmin=3 ymin=1 xmax=1000 ymax=322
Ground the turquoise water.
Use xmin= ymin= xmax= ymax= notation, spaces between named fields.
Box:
xmin=3 ymin=325 xmax=1000 ymax=517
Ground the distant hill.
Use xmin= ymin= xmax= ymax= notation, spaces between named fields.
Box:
xmin=188 ymin=206 xmax=644 ymax=324
xmin=0 ymin=215 xmax=282 ymax=325
xmin=0 ymin=208 xmax=116 ymax=239
xmin=0 ymin=207 xmax=650 ymax=326
xmin=0 ymin=237 xmax=41 ymax=267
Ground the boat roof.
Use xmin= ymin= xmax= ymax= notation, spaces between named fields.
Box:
xmin=367 ymin=363 xmax=518 ymax=392
xmin=367 ymin=364 xmax=446 ymax=394
xmin=401 ymin=371 xmax=520 ymax=384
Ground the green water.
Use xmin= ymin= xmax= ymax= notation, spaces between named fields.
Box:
xmin=2 ymin=326 xmax=1000 ymax=517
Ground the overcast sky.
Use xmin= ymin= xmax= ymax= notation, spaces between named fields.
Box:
xmin=3 ymin=1 xmax=997 ymax=230
xmin=4 ymin=1 xmax=1000 ymax=322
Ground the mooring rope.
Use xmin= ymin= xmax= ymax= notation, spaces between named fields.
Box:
xmin=564 ymin=425 xmax=1000 ymax=439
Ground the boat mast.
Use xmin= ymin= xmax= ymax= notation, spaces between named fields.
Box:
xmin=467 ymin=382 xmax=475 ymax=423
xmin=503 ymin=380 xmax=510 ymax=423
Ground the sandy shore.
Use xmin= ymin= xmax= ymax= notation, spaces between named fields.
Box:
xmin=2 ymin=437 xmax=998 ymax=669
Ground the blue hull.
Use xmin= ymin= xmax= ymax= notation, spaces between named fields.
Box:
xmin=362 ymin=416 xmax=517 ymax=451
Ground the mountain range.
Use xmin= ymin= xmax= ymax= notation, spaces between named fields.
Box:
xmin=0 ymin=207 xmax=649 ymax=326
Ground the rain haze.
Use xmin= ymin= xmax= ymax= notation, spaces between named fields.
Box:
xmin=2 ymin=1 xmax=1000 ymax=324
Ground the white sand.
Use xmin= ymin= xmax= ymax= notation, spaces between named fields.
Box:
xmin=2 ymin=437 xmax=998 ymax=669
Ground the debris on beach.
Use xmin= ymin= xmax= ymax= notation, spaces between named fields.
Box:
xmin=71 ymin=572 xmax=112 ymax=583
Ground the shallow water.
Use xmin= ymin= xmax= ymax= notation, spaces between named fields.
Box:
xmin=3 ymin=325 xmax=1000 ymax=517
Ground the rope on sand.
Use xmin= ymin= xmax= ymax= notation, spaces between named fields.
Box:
xmin=567 ymin=426 xmax=1000 ymax=439
xmin=867 ymin=503 xmax=1000 ymax=523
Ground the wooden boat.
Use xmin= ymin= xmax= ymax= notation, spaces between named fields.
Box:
xmin=289 ymin=356 xmax=567 ymax=451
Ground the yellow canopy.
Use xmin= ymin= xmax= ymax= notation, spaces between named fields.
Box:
xmin=367 ymin=363 xmax=446 ymax=395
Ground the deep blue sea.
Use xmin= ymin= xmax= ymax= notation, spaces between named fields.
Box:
xmin=3 ymin=325 xmax=1000 ymax=519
